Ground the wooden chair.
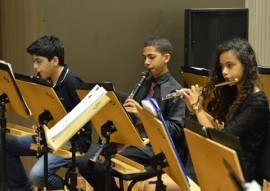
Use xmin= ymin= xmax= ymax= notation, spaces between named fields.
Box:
xmin=258 ymin=66 xmax=270 ymax=107
xmin=113 ymin=147 xmax=190 ymax=191
xmin=181 ymin=66 xmax=209 ymax=88
xmin=263 ymin=179 xmax=270 ymax=191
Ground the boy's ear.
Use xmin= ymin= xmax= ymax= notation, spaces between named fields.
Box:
xmin=52 ymin=56 xmax=59 ymax=66
xmin=164 ymin=53 xmax=171 ymax=64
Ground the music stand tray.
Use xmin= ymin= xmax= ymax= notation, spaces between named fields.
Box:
xmin=111 ymin=154 xmax=146 ymax=175
xmin=7 ymin=123 xmax=36 ymax=137
xmin=135 ymin=101 xmax=199 ymax=191
xmin=184 ymin=127 xmax=244 ymax=191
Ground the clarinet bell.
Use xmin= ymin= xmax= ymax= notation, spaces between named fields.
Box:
xmin=88 ymin=141 xmax=106 ymax=163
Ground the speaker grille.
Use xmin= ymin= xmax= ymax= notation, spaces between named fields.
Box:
xmin=185 ymin=8 xmax=248 ymax=69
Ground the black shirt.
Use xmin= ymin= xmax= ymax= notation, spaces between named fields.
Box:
xmin=222 ymin=91 xmax=269 ymax=182
xmin=134 ymin=72 xmax=186 ymax=148
xmin=53 ymin=65 xmax=92 ymax=153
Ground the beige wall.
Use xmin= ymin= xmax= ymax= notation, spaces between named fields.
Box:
xmin=1 ymin=0 xmax=244 ymax=91
xmin=43 ymin=0 xmax=245 ymax=92
xmin=1 ymin=0 xmax=44 ymax=74
xmin=0 ymin=0 xmax=244 ymax=126
xmin=1 ymin=0 xmax=44 ymax=126
xmin=246 ymin=0 xmax=270 ymax=66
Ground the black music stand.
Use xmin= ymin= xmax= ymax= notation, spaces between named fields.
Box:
xmin=0 ymin=61 xmax=31 ymax=190
xmin=134 ymin=99 xmax=199 ymax=191
xmin=76 ymin=82 xmax=147 ymax=191
xmin=15 ymin=73 xmax=71 ymax=190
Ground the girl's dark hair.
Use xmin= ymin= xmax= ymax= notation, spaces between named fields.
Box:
xmin=26 ymin=35 xmax=64 ymax=65
xmin=202 ymin=37 xmax=259 ymax=123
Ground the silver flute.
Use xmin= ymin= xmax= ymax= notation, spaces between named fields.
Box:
xmin=214 ymin=78 xmax=238 ymax=87
xmin=162 ymin=89 xmax=190 ymax=101
xmin=162 ymin=78 xmax=238 ymax=101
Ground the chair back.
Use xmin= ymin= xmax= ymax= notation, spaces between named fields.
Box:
xmin=259 ymin=111 xmax=270 ymax=181
xmin=258 ymin=66 xmax=270 ymax=107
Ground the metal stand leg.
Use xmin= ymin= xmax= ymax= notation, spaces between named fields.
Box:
xmin=0 ymin=94 xmax=10 ymax=191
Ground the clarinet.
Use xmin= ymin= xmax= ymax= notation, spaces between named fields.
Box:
xmin=33 ymin=73 xmax=50 ymax=157
xmin=35 ymin=125 xmax=43 ymax=157
xmin=127 ymin=69 xmax=150 ymax=132
xmin=34 ymin=73 xmax=43 ymax=157
xmin=88 ymin=70 xmax=150 ymax=162
xmin=128 ymin=70 xmax=150 ymax=99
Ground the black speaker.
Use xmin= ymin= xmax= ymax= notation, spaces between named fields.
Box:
xmin=184 ymin=8 xmax=248 ymax=69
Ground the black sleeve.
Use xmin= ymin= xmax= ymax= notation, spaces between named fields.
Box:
xmin=223 ymin=98 xmax=268 ymax=136
xmin=163 ymin=98 xmax=186 ymax=148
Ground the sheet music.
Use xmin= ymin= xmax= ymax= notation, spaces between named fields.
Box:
xmin=47 ymin=85 xmax=107 ymax=141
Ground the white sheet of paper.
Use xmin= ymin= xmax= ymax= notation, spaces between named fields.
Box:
xmin=47 ymin=84 xmax=107 ymax=141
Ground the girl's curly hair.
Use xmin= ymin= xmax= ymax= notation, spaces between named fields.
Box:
xmin=202 ymin=38 xmax=260 ymax=124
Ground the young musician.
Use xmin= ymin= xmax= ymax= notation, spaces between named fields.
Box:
xmin=3 ymin=35 xmax=92 ymax=190
xmin=179 ymin=38 xmax=269 ymax=185
xmin=138 ymin=37 xmax=269 ymax=191
xmin=77 ymin=36 xmax=186 ymax=191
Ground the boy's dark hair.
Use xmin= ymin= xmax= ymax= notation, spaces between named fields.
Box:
xmin=26 ymin=35 xmax=65 ymax=65
xmin=144 ymin=36 xmax=172 ymax=55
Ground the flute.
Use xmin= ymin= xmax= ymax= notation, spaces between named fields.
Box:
xmin=162 ymin=90 xmax=190 ymax=101
xmin=162 ymin=78 xmax=239 ymax=101
xmin=214 ymin=78 xmax=238 ymax=87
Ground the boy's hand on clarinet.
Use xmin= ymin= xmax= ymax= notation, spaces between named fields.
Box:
xmin=123 ymin=98 xmax=139 ymax=117
xmin=32 ymin=124 xmax=39 ymax=133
